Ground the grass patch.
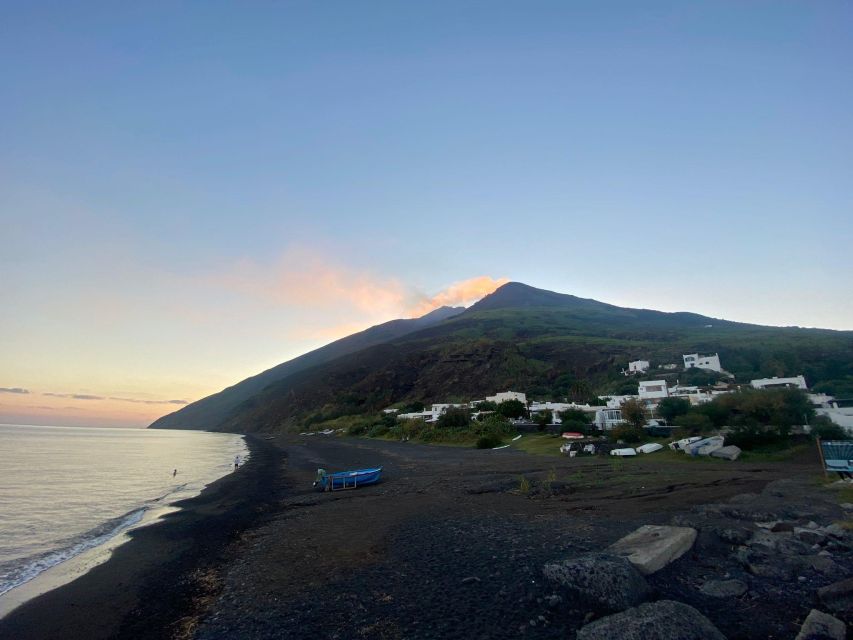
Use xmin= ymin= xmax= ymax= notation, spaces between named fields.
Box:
xmin=738 ymin=443 xmax=811 ymax=463
xmin=511 ymin=433 xmax=564 ymax=457
xmin=832 ymin=484 xmax=853 ymax=504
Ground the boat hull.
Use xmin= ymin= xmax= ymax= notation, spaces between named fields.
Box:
xmin=318 ymin=467 xmax=383 ymax=491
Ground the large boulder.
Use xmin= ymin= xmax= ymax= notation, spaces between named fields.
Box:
xmin=794 ymin=609 xmax=846 ymax=640
xmin=607 ymin=525 xmax=697 ymax=575
xmin=542 ymin=553 xmax=651 ymax=613
xmin=818 ymin=577 xmax=853 ymax=616
xmin=576 ymin=600 xmax=727 ymax=640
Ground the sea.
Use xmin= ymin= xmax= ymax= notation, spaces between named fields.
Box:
xmin=0 ymin=423 xmax=248 ymax=606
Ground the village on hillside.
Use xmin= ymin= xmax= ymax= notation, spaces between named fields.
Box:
xmin=386 ymin=352 xmax=853 ymax=435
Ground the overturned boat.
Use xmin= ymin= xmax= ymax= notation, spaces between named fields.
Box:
xmin=669 ymin=436 xmax=702 ymax=451
xmin=610 ymin=447 xmax=637 ymax=457
xmin=636 ymin=442 xmax=664 ymax=454
xmin=683 ymin=436 xmax=725 ymax=456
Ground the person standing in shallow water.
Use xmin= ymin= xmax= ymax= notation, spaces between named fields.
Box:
xmin=234 ymin=455 xmax=240 ymax=470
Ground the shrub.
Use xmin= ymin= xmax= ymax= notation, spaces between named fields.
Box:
xmin=726 ymin=425 xmax=786 ymax=450
xmin=811 ymin=416 xmax=849 ymax=441
xmin=561 ymin=419 xmax=591 ymax=435
xmin=674 ymin=413 xmax=714 ymax=433
xmin=476 ymin=434 xmax=503 ymax=449
xmin=497 ymin=399 xmax=527 ymax=419
xmin=657 ymin=398 xmax=690 ymax=423
xmin=611 ymin=425 xmax=643 ymax=443
xmin=560 ymin=409 xmax=592 ymax=424
xmin=437 ymin=407 xmax=470 ymax=429
xmin=367 ymin=424 xmax=389 ymax=438
xmin=347 ymin=423 xmax=368 ymax=436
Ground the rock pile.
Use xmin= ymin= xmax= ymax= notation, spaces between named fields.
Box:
xmin=542 ymin=480 xmax=852 ymax=639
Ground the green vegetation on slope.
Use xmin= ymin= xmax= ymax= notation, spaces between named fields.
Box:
xmin=152 ymin=283 xmax=853 ymax=434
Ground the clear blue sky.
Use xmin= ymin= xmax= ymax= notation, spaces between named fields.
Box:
xmin=1 ymin=1 xmax=851 ymax=426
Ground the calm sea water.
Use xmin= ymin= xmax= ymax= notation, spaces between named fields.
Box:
xmin=0 ymin=424 xmax=248 ymax=598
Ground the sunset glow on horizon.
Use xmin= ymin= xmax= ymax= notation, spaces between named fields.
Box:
xmin=2 ymin=2 xmax=851 ymax=427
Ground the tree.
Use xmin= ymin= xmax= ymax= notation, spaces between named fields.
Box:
xmin=400 ymin=401 xmax=425 ymax=413
xmin=569 ymin=380 xmax=593 ymax=403
xmin=675 ymin=412 xmax=713 ymax=433
xmin=656 ymin=398 xmax=690 ymax=423
xmin=474 ymin=400 xmax=498 ymax=411
xmin=612 ymin=424 xmax=643 ymax=443
xmin=497 ymin=399 xmax=527 ymax=419
xmin=620 ymin=398 xmax=647 ymax=429
xmin=810 ymin=415 xmax=849 ymax=441
xmin=436 ymin=407 xmax=470 ymax=429
xmin=561 ymin=419 xmax=592 ymax=435
xmin=535 ymin=410 xmax=553 ymax=430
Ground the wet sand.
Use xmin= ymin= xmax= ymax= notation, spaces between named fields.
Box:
xmin=0 ymin=435 xmax=284 ymax=640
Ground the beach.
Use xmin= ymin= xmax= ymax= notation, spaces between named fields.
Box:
xmin=1 ymin=434 xmax=850 ymax=639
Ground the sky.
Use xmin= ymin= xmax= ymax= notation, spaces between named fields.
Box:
xmin=1 ymin=1 xmax=851 ymax=427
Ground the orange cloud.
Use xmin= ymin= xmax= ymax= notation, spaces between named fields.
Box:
xmin=212 ymin=248 xmax=410 ymax=318
xmin=210 ymin=250 xmax=507 ymax=343
xmin=407 ymin=276 xmax=509 ymax=317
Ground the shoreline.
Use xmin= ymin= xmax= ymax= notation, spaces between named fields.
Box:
xmin=0 ymin=433 xmax=283 ymax=640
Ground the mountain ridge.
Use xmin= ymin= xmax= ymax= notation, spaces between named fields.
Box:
xmin=149 ymin=305 xmax=463 ymax=430
xmin=150 ymin=282 xmax=853 ymax=433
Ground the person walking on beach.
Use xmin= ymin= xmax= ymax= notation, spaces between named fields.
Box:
xmin=172 ymin=469 xmax=177 ymax=478
xmin=234 ymin=455 xmax=240 ymax=470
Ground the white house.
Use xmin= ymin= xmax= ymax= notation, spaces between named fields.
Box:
xmin=751 ymin=376 xmax=808 ymax=391
xmin=486 ymin=391 xmax=527 ymax=405
xmin=639 ymin=380 xmax=669 ymax=401
xmin=683 ymin=353 xmax=722 ymax=373
xmin=528 ymin=401 xmax=598 ymax=423
xmin=604 ymin=395 xmax=638 ymax=409
xmin=398 ymin=403 xmax=466 ymax=422
xmin=668 ymin=385 xmax=715 ymax=405
xmin=594 ymin=408 xmax=624 ymax=431
xmin=628 ymin=360 xmax=650 ymax=374
xmin=815 ymin=406 xmax=853 ymax=433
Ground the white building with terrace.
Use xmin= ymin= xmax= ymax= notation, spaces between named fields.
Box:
xmin=486 ymin=391 xmax=527 ymax=405
xmin=683 ymin=353 xmax=722 ymax=372
xmin=639 ymin=380 xmax=669 ymax=401
xmin=751 ymin=376 xmax=808 ymax=390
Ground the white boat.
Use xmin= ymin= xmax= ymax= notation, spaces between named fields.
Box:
xmin=636 ymin=442 xmax=663 ymax=454
xmin=610 ymin=447 xmax=637 ymax=457
xmin=669 ymin=436 xmax=701 ymax=451
xmin=684 ymin=436 xmax=725 ymax=456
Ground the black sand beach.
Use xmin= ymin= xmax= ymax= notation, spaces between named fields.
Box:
xmin=1 ymin=435 xmax=850 ymax=639
xmin=0 ymin=435 xmax=284 ymax=640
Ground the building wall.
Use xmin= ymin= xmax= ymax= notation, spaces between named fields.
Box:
xmin=683 ymin=353 xmax=722 ymax=372
xmin=486 ymin=391 xmax=527 ymax=405
xmin=628 ymin=360 xmax=650 ymax=373
xmin=594 ymin=409 xmax=624 ymax=430
xmin=639 ymin=380 xmax=669 ymax=400
xmin=816 ymin=408 xmax=853 ymax=433
xmin=751 ymin=376 xmax=808 ymax=390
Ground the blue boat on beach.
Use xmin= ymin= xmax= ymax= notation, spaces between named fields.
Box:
xmin=314 ymin=467 xmax=383 ymax=491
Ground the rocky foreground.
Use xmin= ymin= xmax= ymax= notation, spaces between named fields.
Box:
xmin=192 ymin=437 xmax=852 ymax=640
xmin=544 ymin=479 xmax=852 ymax=639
